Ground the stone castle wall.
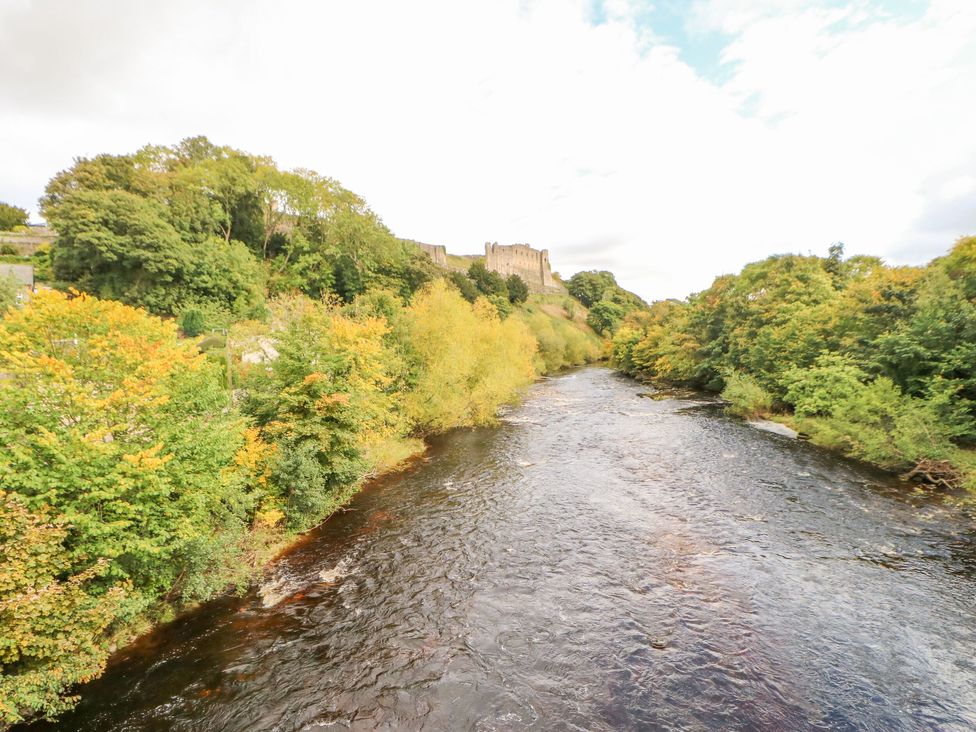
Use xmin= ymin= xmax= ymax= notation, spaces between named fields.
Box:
xmin=414 ymin=238 xmax=565 ymax=294
xmin=484 ymin=242 xmax=560 ymax=292
xmin=415 ymin=242 xmax=447 ymax=267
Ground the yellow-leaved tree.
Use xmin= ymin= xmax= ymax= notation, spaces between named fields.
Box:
xmin=402 ymin=280 xmax=537 ymax=431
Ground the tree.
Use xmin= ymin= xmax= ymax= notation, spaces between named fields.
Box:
xmin=587 ymin=300 xmax=626 ymax=335
xmin=39 ymin=136 xmax=450 ymax=310
xmin=567 ymin=270 xmax=618 ymax=307
xmin=0 ymin=291 xmax=273 ymax=721
xmin=0 ymin=291 xmax=257 ymax=597
xmin=467 ymin=261 xmax=508 ymax=298
xmin=448 ymin=270 xmax=480 ymax=302
xmin=506 ymin=274 xmax=529 ymax=304
xmin=46 ymin=189 xmax=263 ymax=316
xmin=241 ymin=296 xmax=399 ymax=527
xmin=402 ymin=280 xmax=536 ymax=431
xmin=0 ymin=202 xmax=28 ymax=231
xmin=0 ymin=275 xmax=20 ymax=313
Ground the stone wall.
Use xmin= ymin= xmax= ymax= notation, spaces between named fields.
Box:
xmin=412 ymin=238 xmax=566 ymax=294
xmin=484 ymin=242 xmax=562 ymax=293
xmin=413 ymin=242 xmax=448 ymax=267
xmin=0 ymin=227 xmax=56 ymax=256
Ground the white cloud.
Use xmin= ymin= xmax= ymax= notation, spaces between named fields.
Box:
xmin=1 ymin=0 xmax=974 ymax=299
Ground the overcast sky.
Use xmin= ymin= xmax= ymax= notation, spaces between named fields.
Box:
xmin=2 ymin=0 xmax=974 ymax=300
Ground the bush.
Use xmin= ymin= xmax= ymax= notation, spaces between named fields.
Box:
xmin=402 ymin=280 xmax=536 ymax=431
xmin=782 ymin=354 xmax=868 ymax=417
xmin=179 ymin=308 xmax=206 ymax=337
xmin=516 ymin=309 xmax=602 ymax=373
xmin=795 ymin=377 xmax=953 ymax=470
xmin=0 ymin=244 xmax=18 ymax=256
xmin=721 ymin=371 xmax=773 ymax=419
xmin=0 ymin=492 xmax=128 ymax=726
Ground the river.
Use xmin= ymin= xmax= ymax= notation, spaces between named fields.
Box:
xmin=40 ymin=367 xmax=976 ymax=731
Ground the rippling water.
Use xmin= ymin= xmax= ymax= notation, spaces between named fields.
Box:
xmin=41 ymin=367 xmax=976 ymax=731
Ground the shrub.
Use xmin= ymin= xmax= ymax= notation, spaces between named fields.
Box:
xmin=179 ymin=307 xmax=206 ymax=337
xmin=402 ymin=280 xmax=536 ymax=431
xmin=795 ymin=377 xmax=953 ymax=470
xmin=0 ymin=492 xmax=128 ymax=726
xmin=782 ymin=353 xmax=868 ymax=417
xmin=516 ymin=309 xmax=602 ymax=373
xmin=721 ymin=371 xmax=773 ymax=419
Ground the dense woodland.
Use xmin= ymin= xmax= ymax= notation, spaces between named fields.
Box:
xmin=611 ymin=241 xmax=976 ymax=489
xmin=0 ymin=138 xmax=607 ymax=726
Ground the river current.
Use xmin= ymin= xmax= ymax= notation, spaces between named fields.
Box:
xmin=43 ymin=367 xmax=976 ymax=731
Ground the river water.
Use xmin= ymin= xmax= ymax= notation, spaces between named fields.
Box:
xmin=43 ymin=367 xmax=976 ymax=731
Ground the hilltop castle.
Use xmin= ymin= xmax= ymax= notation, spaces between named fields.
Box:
xmin=412 ymin=239 xmax=564 ymax=293
xmin=484 ymin=242 xmax=560 ymax=292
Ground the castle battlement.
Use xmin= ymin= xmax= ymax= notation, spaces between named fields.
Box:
xmin=484 ymin=242 xmax=559 ymax=292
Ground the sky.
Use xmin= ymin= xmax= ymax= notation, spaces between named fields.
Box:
xmin=1 ymin=0 xmax=974 ymax=301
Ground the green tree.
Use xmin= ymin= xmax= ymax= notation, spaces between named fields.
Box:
xmin=0 ymin=291 xmax=259 ymax=599
xmin=0 ymin=492 xmax=127 ymax=726
xmin=586 ymin=299 xmax=625 ymax=335
xmin=448 ymin=270 xmax=480 ymax=302
xmin=0 ymin=203 xmax=28 ymax=231
xmin=567 ymin=270 xmax=618 ymax=307
xmin=467 ymin=261 xmax=508 ymax=298
xmin=242 ymin=296 xmax=400 ymax=528
xmin=506 ymin=274 xmax=529 ymax=304
xmin=0 ymin=274 xmax=20 ymax=313
xmin=179 ymin=308 xmax=206 ymax=337
xmin=46 ymin=189 xmax=262 ymax=316
xmin=0 ymin=291 xmax=275 ymax=722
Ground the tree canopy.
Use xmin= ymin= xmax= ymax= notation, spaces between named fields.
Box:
xmin=40 ymin=137 xmax=436 ymax=318
xmin=0 ymin=203 xmax=28 ymax=231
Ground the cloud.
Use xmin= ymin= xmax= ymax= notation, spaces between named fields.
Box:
xmin=1 ymin=0 xmax=974 ymax=300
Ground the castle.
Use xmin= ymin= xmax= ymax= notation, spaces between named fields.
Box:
xmin=413 ymin=239 xmax=564 ymax=293
xmin=484 ymin=242 xmax=559 ymax=292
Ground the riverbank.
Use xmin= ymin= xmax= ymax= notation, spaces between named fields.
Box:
xmin=0 ymin=286 xmax=605 ymax=728
xmin=630 ymin=370 xmax=975 ymax=495
xmin=609 ymin=241 xmax=976 ymax=497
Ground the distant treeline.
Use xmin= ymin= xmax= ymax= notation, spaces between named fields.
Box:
xmin=0 ymin=137 xmax=616 ymax=726
xmin=611 ymin=240 xmax=976 ymax=488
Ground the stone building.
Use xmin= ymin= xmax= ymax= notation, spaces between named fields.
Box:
xmin=415 ymin=242 xmax=448 ymax=267
xmin=484 ymin=242 xmax=561 ymax=292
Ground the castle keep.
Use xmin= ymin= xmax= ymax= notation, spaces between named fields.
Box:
xmin=484 ymin=242 xmax=559 ymax=292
